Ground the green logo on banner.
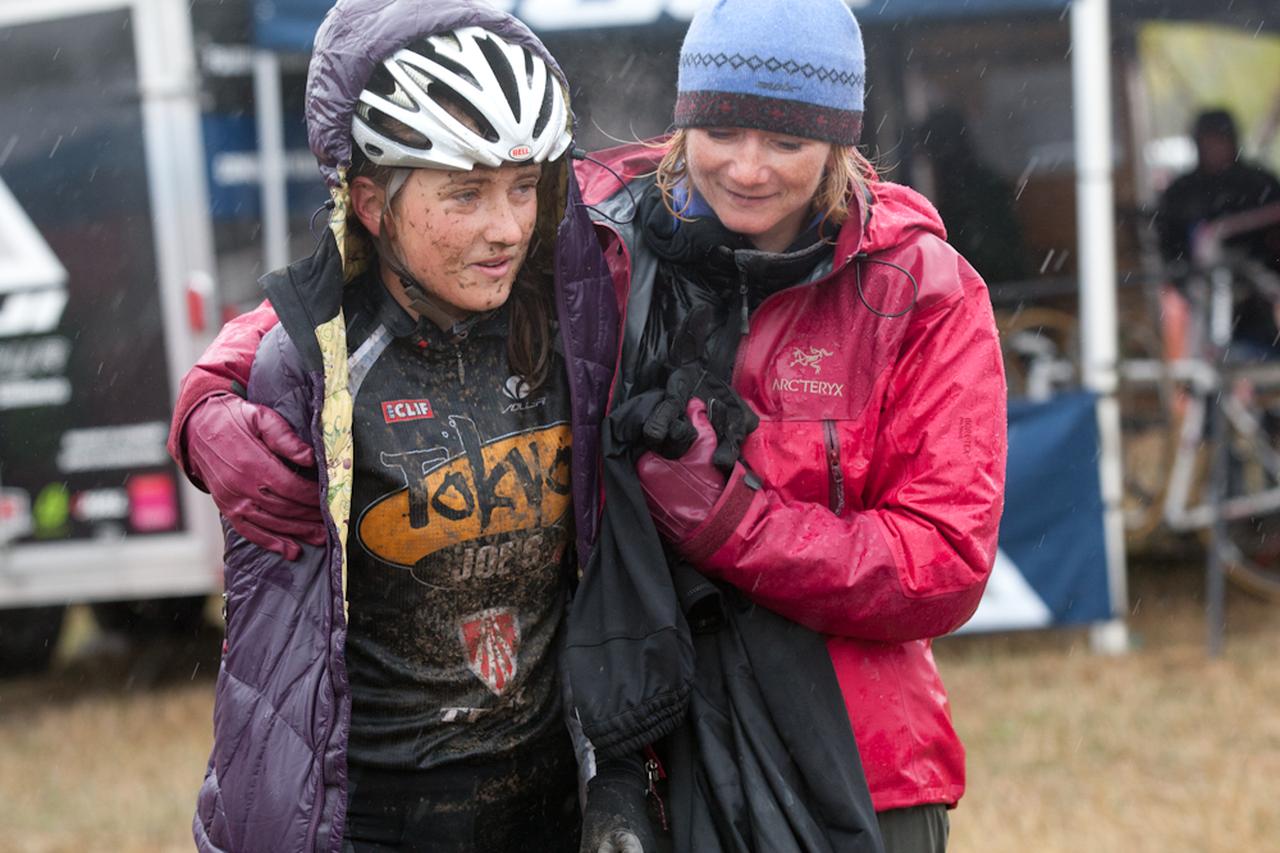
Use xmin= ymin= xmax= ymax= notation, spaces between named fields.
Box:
xmin=33 ymin=483 xmax=70 ymax=538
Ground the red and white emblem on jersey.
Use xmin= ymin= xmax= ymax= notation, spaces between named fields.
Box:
xmin=459 ymin=607 xmax=520 ymax=696
xmin=382 ymin=398 xmax=433 ymax=423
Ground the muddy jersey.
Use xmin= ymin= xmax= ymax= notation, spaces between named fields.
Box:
xmin=341 ymin=278 xmax=572 ymax=771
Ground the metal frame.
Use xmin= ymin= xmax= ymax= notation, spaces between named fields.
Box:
xmin=0 ymin=0 xmax=222 ymax=607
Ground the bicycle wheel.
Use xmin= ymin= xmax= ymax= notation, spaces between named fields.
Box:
xmin=1221 ymin=436 xmax=1280 ymax=602
xmin=1211 ymin=395 xmax=1280 ymax=602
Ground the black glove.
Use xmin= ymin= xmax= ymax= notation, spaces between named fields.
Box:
xmin=641 ymin=306 xmax=759 ymax=472
xmin=579 ymin=756 xmax=657 ymax=853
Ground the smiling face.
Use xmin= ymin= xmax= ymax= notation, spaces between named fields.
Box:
xmin=353 ymin=162 xmax=543 ymax=318
xmin=684 ymin=127 xmax=832 ymax=253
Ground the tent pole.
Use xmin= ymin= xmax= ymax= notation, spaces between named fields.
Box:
xmin=1071 ymin=0 xmax=1130 ymax=654
xmin=253 ymin=49 xmax=289 ymax=274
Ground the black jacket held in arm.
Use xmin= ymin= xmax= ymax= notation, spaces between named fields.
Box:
xmin=562 ymin=388 xmax=884 ymax=853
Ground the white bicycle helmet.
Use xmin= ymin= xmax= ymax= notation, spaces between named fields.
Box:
xmin=353 ymin=26 xmax=572 ymax=172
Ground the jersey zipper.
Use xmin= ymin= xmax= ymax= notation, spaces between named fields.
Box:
xmin=824 ymin=419 xmax=845 ymax=515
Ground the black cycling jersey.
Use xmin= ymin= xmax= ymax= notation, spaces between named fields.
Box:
xmin=341 ymin=275 xmax=573 ymax=771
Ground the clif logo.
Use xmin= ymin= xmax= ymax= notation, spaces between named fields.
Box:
xmin=508 ymin=145 xmax=533 ymax=161
xmin=382 ymin=399 xmax=434 ymax=423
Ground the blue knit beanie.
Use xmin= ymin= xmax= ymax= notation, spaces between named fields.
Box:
xmin=674 ymin=0 xmax=865 ymax=145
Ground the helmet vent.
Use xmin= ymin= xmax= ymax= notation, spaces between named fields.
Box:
xmin=475 ymin=34 xmax=522 ymax=122
xmin=365 ymin=106 xmax=432 ymax=150
xmin=531 ymin=77 xmax=554 ymax=139
xmin=366 ymin=64 xmax=399 ymax=98
xmin=428 ymin=79 xmax=499 ymax=144
xmin=413 ymin=38 xmax=478 ymax=87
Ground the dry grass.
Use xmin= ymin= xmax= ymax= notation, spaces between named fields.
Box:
xmin=941 ymin=560 xmax=1280 ymax=853
xmin=0 ymin=610 xmax=218 ymax=853
xmin=0 ymin=560 xmax=1275 ymax=853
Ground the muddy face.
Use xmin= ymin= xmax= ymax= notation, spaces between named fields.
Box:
xmin=383 ymin=162 xmax=543 ymax=314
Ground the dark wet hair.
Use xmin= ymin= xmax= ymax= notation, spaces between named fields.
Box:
xmin=1193 ymin=109 xmax=1239 ymax=149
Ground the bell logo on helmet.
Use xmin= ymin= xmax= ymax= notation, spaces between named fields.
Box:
xmin=508 ymin=145 xmax=533 ymax=161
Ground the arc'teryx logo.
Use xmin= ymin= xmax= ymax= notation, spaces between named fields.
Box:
xmin=775 ymin=345 xmax=844 ymax=397
xmin=789 ymin=346 xmax=834 ymax=374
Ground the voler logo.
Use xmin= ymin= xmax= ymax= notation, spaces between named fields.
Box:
xmin=501 ymin=374 xmax=546 ymax=413
xmin=460 ymin=607 xmax=520 ymax=696
xmin=358 ymin=417 xmax=572 ymax=568
xmin=502 ymin=375 xmax=530 ymax=400
xmin=789 ymin=346 xmax=834 ymax=374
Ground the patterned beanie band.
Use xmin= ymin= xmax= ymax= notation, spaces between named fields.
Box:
xmin=673 ymin=0 xmax=865 ymax=146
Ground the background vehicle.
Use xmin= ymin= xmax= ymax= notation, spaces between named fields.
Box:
xmin=0 ymin=0 xmax=221 ymax=673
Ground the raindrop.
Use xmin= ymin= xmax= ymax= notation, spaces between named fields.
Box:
xmin=0 ymin=134 xmax=16 ymax=168
xmin=48 ymin=135 xmax=63 ymax=158
xmin=1039 ymin=250 xmax=1056 ymax=275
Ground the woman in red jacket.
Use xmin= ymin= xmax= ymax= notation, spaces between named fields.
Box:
xmin=578 ymin=2 xmax=1006 ymax=844
xmin=171 ymin=0 xmax=1005 ymax=850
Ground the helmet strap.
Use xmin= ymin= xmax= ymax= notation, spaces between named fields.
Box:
xmin=400 ymin=274 xmax=472 ymax=334
xmin=376 ymin=233 xmax=476 ymax=337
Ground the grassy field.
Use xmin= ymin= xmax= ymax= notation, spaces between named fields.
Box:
xmin=0 ymin=559 xmax=1275 ymax=853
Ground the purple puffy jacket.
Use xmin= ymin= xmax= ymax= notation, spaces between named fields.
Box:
xmin=190 ymin=2 xmax=617 ymax=850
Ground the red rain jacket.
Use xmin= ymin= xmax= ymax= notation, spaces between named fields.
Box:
xmin=578 ymin=142 xmax=1007 ymax=812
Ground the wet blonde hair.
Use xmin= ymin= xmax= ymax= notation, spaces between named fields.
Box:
xmin=653 ymin=128 xmax=876 ymax=234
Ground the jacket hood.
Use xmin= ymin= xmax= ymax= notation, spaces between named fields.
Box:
xmin=578 ymin=140 xmax=948 ymax=263
xmin=851 ymin=179 xmax=947 ymax=258
xmin=305 ymin=0 xmax=576 ymax=285
xmin=306 ymin=0 xmax=570 ymax=187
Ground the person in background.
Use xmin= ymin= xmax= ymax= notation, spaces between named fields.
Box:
xmin=176 ymin=0 xmax=622 ymax=849
xmin=1156 ymin=108 xmax=1280 ymax=357
xmin=916 ymin=107 xmax=1031 ymax=284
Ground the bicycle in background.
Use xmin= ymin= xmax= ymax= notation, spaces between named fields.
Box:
xmin=995 ymin=203 xmax=1280 ymax=605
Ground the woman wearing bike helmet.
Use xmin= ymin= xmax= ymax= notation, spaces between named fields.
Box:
xmin=183 ymin=1 xmax=618 ymax=850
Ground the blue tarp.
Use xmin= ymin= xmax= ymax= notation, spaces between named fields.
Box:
xmin=254 ymin=0 xmax=1072 ymax=51
xmin=961 ymin=391 xmax=1111 ymax=633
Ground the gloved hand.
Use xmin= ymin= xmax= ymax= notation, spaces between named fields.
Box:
xmin=642 ymin=303 xmax=758 ymax=470
xmin=637 ymin=399 xmax=759 ymax=562
xmin=580 ymin=757 xmax=657 ymax=853
xmin=184 ymin=392 xmax=326 ymax=560
xmin=642 ymin=365 xmax=758 ymax=472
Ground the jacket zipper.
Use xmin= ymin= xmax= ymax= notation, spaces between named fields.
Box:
xmin=823 ymin=419 xmax=845 ymax=515
xmin=729 ymin=253 xmax=859 ymax=384
xmin=644 ymin=747 xmax=669 ymax=832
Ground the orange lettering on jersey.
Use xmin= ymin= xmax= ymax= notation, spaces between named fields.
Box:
xmin=358 ymin=419 xmax=571 ymax=568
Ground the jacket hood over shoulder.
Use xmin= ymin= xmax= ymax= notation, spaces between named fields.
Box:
xmin=306 ymin=0 xmax=571 ymax=188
